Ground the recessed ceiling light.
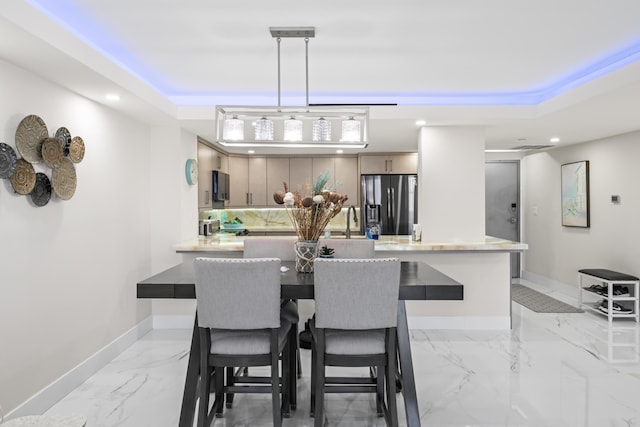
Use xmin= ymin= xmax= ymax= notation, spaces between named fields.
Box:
xmin=247 ymin=150 xmax=255 ymax=154
xmin=550 ymin=137 xmax=560 ymax=143
xmin=105 ymin=94 xmax=120 ymax=101
xmin=336 ymin=149 xmax=344 ymax=154
xmin=415 ymin=120 xmax=426 ymax=126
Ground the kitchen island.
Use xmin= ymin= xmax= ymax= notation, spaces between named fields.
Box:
xmin=173 ymin=235 xmax=526 ymax=330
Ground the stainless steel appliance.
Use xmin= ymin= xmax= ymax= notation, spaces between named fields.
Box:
xmin=361 ymin=174 xmax=418 ymax=235
xmin=199 ymin=219 xmax=220 ymax=236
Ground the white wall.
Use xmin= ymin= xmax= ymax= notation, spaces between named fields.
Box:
xmin=0 ymin=59 xmax=196 ymax=413
xmin=418 ymin=126 xmax=486 ymax=242
xmin=522 ymin=131 xmax=640 ymax=288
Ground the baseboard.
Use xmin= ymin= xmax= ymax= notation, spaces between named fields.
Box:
xmin=408 ymin=315 xmax=511 ymax=330
xmin=152 ymin=314 xmax=195 ymax=329
xmin=521 ymin=270 xmax=576 ymax=297
xmin=7 ymin=317 xmax=153 ymax=419
xmin=151 ymin=313 xmax=511 ymax=331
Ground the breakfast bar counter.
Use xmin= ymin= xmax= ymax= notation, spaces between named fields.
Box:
xmin=174 ymin=234 xmax=527 ymax=254
xmin=171 ymin=235 xmax=526 ymax=330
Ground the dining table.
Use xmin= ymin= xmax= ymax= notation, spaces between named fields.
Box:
xmin=137 ymin=260 xmax=464 ymax=427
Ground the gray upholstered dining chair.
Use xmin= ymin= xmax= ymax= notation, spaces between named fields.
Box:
xmin=310 ymin=258 xmax=400 ymax=427
xmin=243 ymin=237 xmax=297 ymax=260
xmin=318 ymin=238 xmax=375 ymax=259
xmin=193 ymin=257 xmax=295 ymax=427
xmin=243 ymin=237 xmax=301 ymax=406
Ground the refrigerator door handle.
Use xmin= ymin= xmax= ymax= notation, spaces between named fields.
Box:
xmin=390 ymin=187 xmax=395 ymax=230
xmin=386 ymin=187 xmax=392 ymax=225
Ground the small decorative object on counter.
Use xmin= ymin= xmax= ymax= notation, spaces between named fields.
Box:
xmin=319 ymin=245 xmax=335 ymax=258
xmin=273 ymin=169 xmax=348 ymax=272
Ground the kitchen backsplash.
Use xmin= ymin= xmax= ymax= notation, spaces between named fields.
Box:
xmin=199 ymin=207 xmax=360 ymax=232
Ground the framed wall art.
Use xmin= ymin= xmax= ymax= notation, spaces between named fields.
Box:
xmin=561 ymin=160 xmax=590 ymax=227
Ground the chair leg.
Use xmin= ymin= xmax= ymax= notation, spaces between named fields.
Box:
xmin=271 ymin=348 xmax=282 ymax=427
xmin=310 ymin=339 xmax=316 ymax=417
xmin=288 ymin=326 xmax=298 ymax=410
xmin=282 ymin=338 xmax=291 ymax=418
xmin=314 ymin=333 xmax=325 ymax=427
xmin=225 ymin=367 xmax=235 ymax=408
xmin=376 ymin=364 xmax=385 ymax=417
xmin=213 ymin=365 xmax=224 ymax=418
xmin=386 ymin=331 xmax=399 ymax=427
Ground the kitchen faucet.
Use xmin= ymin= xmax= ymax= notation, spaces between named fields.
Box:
xmin=346 ymin=205 xmax=358 ymax=239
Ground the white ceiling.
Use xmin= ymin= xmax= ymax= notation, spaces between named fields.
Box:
xmin=2 ymin=0 xmax=640 ymax=155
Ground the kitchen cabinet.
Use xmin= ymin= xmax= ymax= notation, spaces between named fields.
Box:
xmin=359 ymin=153 xmax=418 ymax=175
xmin=334 ymin=156 xmax=358 ymax=204
xmin=198 ymin=142 xmax=228 ymax=208
xmin=228 ymin=156 xmax=249 ymax=207
xmin=266 ymin=158 xmax=290 ymax=206
xmin=288 ymin=157 xmax=313 ymax=194
xmin=248 ymin=157 xmax=267 ymax=206
xmin=228 ymin=156 xmax=268 ymax=207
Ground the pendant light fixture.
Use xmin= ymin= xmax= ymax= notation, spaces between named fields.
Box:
xmin=222 ymin=115 xmax=244 ymax=141
xmin=283 ymin=116 xmax=303 ymax=141
xmin=312 ymin=117 xmax=331 ymax=141
xmin=214 ymin=27 xmax=368 ymax=149
xmin=341 ymin=116 xmax=361 ymax=142
xmin=254 ymin=117 xmax=274 ymax=141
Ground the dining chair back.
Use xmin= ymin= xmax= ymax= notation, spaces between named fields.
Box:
xmin=310 ymin=257 xmax=400 ymax=427
xmin=318 ymin=238 xmax=375 ymax=259
xmin=193 ymin=257 xmax=295 ymax=427
xmin=243 ymin=237 xmax=297 ymax=261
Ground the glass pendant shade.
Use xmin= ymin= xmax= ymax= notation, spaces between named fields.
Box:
xmin=283 ymin=116 xmax=303 ymax=142
xmin=223 ymin=115 xmax=244 ymax=141
xmin=312 ymin=117 xmax=332 ymax=141
xmin=341 ymin=116 xmax=361 ymax=142
xmin=254 ymin=117 xmax=274 ymax=141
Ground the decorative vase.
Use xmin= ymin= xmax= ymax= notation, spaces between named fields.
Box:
xmin=294 ymin=240 xmax=319 ymax=273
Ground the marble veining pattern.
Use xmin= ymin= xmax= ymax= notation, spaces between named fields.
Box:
xmin=39 ymin=279 xmax=639 ymax=426
xmin=175 ymin=235 xmax=528 ymax=253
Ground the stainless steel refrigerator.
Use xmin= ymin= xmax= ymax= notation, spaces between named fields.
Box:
xmin=360 ymin=174 xmax=418 ymax=235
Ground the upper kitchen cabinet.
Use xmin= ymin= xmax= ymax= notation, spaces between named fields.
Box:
xmin=359 ymin=153 xmax=418 ymax=175
xmin=288 ymin=157 xmax=313 ymax=194
xmin=227 ymin=156 xmax=249 ymax=207
xmin=266 ymin=158 xmax=290 ymax=206
xmin=197 ymin=141 xmax=228 ymax=208
xmin=228 ymin=156 xmax=268 ymax=207
xmin=334 ymin=156 xmax=358 ymax=205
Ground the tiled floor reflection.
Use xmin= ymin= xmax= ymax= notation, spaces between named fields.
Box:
xmin=44 ymin=279 xmax=640 ymax=426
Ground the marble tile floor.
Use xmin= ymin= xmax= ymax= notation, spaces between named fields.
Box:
xmin=41 ymin=279 xmax=640 ymax=426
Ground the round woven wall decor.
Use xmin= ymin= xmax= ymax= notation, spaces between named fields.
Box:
xmin=52 ymin=157 xmax=77 ymax=200
xmin=10 ymin=158 xmax=36 ymax=194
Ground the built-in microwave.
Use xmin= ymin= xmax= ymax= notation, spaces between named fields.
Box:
xmin=212 ymin=170 xmax=230 ymax=201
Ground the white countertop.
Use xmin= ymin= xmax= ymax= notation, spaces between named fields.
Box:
xmin=174 ymin=235 xmax=527 ymax=253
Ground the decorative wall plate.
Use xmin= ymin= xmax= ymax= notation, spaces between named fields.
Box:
xmin=52 ymin=157 xmax=77 ymax=200
xmin=55 ymin=127 xmax=72 ymax=156
xmin=68 ymin=136 xmax=85 ymax=163
xmin=0 ymin=142 xmax=18 ymax=179
xmin=10 ymin=158 xmax=36 ymax=194
xmin=41 ymin=137 xmax=64 ymax=168
xmin=15 ymin=114 xmax=48 ymax=164
xmin=31 ymin=172 xmax=52 ymax=207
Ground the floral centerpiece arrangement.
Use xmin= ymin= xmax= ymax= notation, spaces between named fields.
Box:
xmin=273 ymin=170 xmax=348 ymax=272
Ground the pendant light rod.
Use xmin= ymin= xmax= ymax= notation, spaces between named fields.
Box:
xmin=277 ymin=37 xmax=281 ymax=108
xmin=305 ymin=37 xmax=309 ymax=108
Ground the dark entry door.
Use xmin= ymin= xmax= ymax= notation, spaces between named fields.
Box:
xmin=485 ymin=161 xmax=520 ymax=278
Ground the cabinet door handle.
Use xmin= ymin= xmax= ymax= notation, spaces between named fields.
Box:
xmin=246 ymin=193 xmax=250 ymax=205
xmin=389 ymin=159 xmax=392 ymax=172
xmin=205 ymin=190 xmax=209 ymax=204
xmin=384 ymin=159 xmax=388 ymax=172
